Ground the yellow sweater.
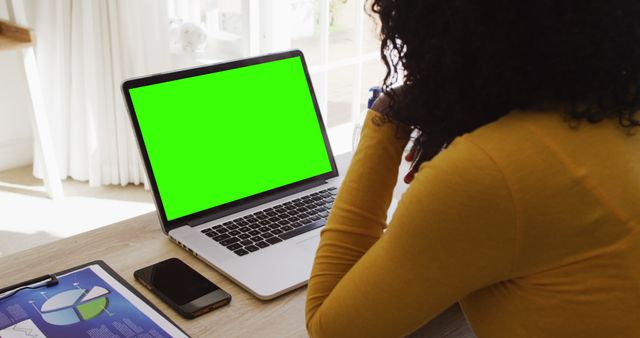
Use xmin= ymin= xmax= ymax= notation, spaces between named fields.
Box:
xmin=306 ymin=110 xmax=640 ymax=337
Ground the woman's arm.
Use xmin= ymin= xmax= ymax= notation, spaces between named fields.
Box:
xmin=305 ymin=110 xmax=518 ymax=337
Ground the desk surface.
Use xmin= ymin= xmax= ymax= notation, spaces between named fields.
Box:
xmin=0 ymin=154 xmax=475 ymax=337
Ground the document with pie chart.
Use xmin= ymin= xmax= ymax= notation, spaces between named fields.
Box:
xmin=0 ymin=263 xmax=188 ymax=338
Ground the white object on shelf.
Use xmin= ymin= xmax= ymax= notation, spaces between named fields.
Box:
xmin=179 ymin=22 xmax=208 ymax=53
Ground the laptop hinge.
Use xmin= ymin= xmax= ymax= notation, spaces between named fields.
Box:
xmin=187 ymin=179 xmax=328 ymax=227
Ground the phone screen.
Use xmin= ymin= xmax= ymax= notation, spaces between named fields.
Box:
xmin=136 ymin=258 xmax=221 ymax=306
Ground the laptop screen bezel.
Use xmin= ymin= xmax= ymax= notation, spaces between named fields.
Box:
xmin=122 ymin=50 xmax=339 ymax=233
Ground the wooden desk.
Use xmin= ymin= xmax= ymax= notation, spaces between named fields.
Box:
xmin=0 ymin=213 xmax=476 ymax=337
xmin=0 ymin=153 xmax=476 ymax=337
xmin=0 ymin=213 xmax=311 ymax=337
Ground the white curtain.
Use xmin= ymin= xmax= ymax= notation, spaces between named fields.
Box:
xmin=31 ymin=0 xmax=171 ymax=187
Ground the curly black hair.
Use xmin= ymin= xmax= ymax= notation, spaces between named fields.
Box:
xmin=370 ymin=0 xmax=640 ymax=171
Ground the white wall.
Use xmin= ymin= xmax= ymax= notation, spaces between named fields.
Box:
xmin=0 ymin=52 xmax=33 ymax=171
xmin=0 ymin=0 xmax=35 ymax=171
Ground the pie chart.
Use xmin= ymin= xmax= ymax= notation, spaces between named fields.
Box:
xmin=40 ymin=286 xmax=110 ymax=326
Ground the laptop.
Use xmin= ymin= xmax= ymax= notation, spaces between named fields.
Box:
xmin=122 ymin=50 xmax=340 ymax=300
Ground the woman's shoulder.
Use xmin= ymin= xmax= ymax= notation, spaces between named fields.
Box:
xmin=462 ymin=110 xmax=570 ymax=167
xmin=465 ymin=109 xmax=629 ymax=168
xmin=467 ymin=110 xmax=561 ymax=144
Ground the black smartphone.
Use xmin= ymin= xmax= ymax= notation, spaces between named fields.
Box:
xmin=134 ymin=258 xmax=231 ymax=319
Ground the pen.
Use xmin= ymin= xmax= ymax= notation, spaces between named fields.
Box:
xmin=0 ymin=274 xmax=59 ymax=301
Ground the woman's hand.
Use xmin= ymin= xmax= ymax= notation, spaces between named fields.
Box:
xmin=403 ymin=145 xmax=417 ymax=184
xmin=370 ymin=92 xmax=392 ymax=115
xmin=369 ymin=87 xmax=417 ymax=184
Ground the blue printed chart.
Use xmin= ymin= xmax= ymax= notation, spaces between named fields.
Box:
xmin=40 ymin=286 xmax=110 ymax=325
xmin=0 ymin=265 xmax=187 ymax=338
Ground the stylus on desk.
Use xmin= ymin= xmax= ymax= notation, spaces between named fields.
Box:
xmin=0 ymin=274 xmax=59 ymax=301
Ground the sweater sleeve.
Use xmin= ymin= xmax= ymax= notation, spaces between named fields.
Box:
xmin=305 ymin=111 xmax=518 ymax=337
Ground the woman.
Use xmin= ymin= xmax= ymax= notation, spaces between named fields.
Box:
xmin=306 ymin=1 xmax=640 ymax=337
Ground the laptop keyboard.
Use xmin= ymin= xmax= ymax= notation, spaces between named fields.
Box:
xmin=200 ymin=187 xmax=337 ymax=256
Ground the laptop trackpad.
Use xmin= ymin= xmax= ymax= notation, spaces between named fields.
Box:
xmin=297 ymin=235 xmax=321 ymax=254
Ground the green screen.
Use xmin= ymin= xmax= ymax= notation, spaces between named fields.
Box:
xmin=129 ymin=56 xmax=333 ymax=221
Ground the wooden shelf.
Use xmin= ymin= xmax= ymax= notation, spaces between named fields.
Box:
xmin=0 ymin=20 xmax=33 ymax=51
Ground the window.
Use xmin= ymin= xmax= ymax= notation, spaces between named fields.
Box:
xmin=168 ymin=0 xmax=388 ymax=154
